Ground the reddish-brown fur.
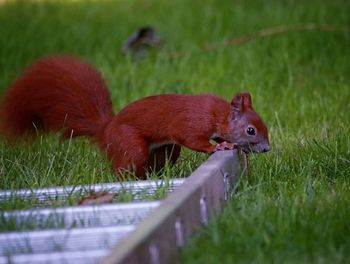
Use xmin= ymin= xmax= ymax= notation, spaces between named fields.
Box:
xmin=0 ymin=55 xmax=270 ymax=178
xmin=0 ymin=55 xmax=114 ymax=140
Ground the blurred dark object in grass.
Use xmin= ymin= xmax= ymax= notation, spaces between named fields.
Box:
xmin=122 ymin=26 xmax=161 ymax=59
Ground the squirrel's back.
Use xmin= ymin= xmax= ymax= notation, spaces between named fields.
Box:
xmin=0 ymin=55 xmax=114 ymax=139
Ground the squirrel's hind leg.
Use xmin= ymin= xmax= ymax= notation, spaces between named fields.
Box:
xmin=149 ymin=144 xmax=181 ymax=172
xmin=103 ymin=124 xmax=150 ymax=178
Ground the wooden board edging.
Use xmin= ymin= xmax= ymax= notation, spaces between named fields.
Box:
xmin=102 ymin=150 xmax=241 ymax=264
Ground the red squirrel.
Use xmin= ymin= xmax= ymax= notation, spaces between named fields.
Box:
xmin=0 ymin=55 xmax=270 ymax=178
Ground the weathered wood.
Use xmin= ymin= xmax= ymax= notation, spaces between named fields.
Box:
xmin=102 ymin=150 xmax=240 ymax=264
xmin=0 ymin=179 xmax=184 ymax=203
xmin=0 ymin=225 xmax=134 ymax=256
xmin=0 ymin=150 xmax=241 ymax=264
xmin=2 ymin=201 xmax=160 ymax=230
xmin=0 ymin=249 xmax=109 ymax=264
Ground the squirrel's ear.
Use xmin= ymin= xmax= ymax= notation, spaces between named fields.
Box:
xmin=231 ymin=93 xmax=243 ymax=114
xmin=231 ymin=91 xmax=253 ymax=116
xmin=241 ymin=92 xmax=252 ymax=109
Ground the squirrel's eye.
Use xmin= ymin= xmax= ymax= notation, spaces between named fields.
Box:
xmin=246 ymin=126 xmax=256 ymax=136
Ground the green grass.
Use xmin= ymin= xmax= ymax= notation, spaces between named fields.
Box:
xmin=182 ymin=136 xmax=350 ymax=263
xmin=0 ymin=0 xmax=349 ymax=262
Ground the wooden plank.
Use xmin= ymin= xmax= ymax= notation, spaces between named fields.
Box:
xmin=2 ymin=201 xmax=160 ymax=230
xmin=102 ymin=150 xmax=240 ymax=264
xmin=0 ymin=225 xmax=135 ymax=256
xmin=0 ymin=249 xmax=109 ymax=264
xmin=0 ymin=179 xmax=184 ymax=203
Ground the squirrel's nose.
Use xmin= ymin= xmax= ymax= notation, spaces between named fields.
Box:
xmin=261 ymin=145 xmax=270 ymax=153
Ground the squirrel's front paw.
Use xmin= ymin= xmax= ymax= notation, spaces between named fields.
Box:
xmin=214 ymin=141 xmax=237 ymax=152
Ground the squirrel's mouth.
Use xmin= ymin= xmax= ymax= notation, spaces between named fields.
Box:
xmin=239 ymin=143 xmax=270 ymax=154
xmin=238 ymin=146 xmax=250 ymax=154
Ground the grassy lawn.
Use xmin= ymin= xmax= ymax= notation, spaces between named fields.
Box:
xmin=0 ymin=0 xmax=349 ymax=262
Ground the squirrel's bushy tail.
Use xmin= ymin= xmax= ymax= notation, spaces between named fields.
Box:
xmin=0 ymin=55 xmax=114 ymax=140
